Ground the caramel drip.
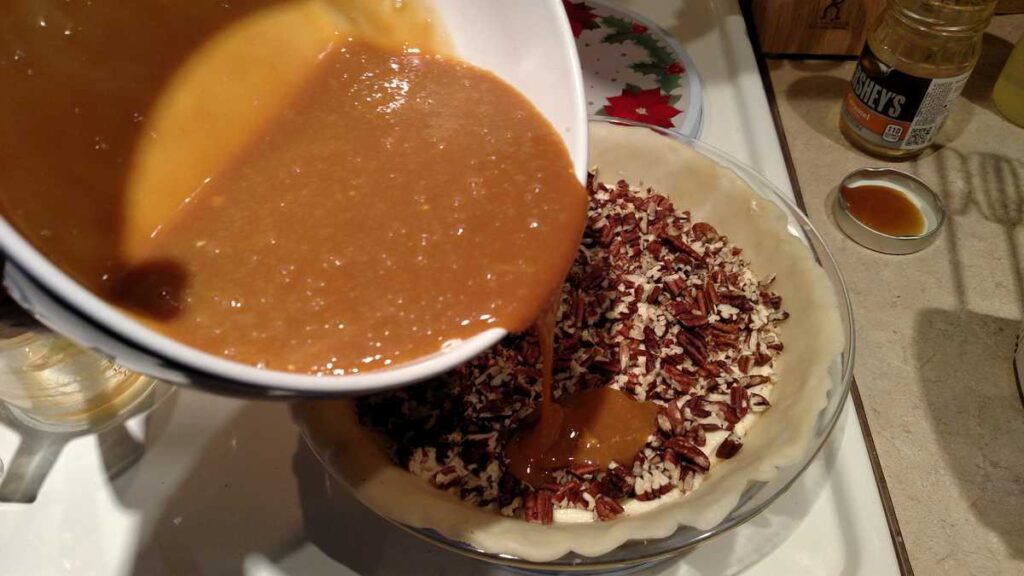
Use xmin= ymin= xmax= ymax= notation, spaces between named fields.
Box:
xmin=507 ymin=294 xmax=659 ymax=487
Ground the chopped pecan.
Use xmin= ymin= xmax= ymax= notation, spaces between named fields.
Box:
xmin=686 ymin=422 xmax=707 ymax=447
xmin=737 ymin=354 xmax=755 ymax=374
xmin=664 ymin=437 xmax=711 ymax=471
xmin=662 ymin=399 xmax=686 ymax=435
xmin=710 ymin=321 xmax=739 ymax=334
xmin=643 ymin=325 xmax=661 ymax=356
xmin=570 ymin=463 xmax=601 ymax=478
xmin=663 ymin=234 xmax=703 ymax=263
xmin=662 ymin=365 xmax=697 ymax=394
xmin=691 ymin=222 xmax=719 ymax=241
xmin=743 ymin=375 xmax=770 ymax=388
xmin=730 ymin=386 xmax=749 ymax=413
xmin=432 ymin=465 xmax=461 ymax=489
xmin=524 ymin=490 xmax=554 ymax=525
xmin=595 ymin=496 xmax=625 ymax=521
xmin=749 ymin=393 xmax=771 ymax=413
xmin=553 ymin=480 xmax=581 ymax=504
xmin=704 ymin=279 xmax=720 ymax=308
xmin=685 ymin=397 xmax=712 ymax=419
xmin=716 ymin=435 xmax=743 ymax=459
xmin=604 ymin=465 xmax=634 ymax=499
xmin=678 ymin=334 xmax=709 ymax=365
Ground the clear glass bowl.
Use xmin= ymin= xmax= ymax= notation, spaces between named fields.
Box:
xmin=301 ymin=117 xmax=856 ymax=574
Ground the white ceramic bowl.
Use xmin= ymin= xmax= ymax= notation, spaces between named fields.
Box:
xmin=0 ymin=0 xmax=588 ymax=397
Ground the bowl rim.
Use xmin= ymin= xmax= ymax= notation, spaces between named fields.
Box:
xmin=306 ymin=116 xmax=857 ymax=569
xmin=0 ymin=0 xmax=589 ymax=396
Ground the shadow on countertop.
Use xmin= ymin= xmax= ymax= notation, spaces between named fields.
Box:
xmin=913 ymin=308 xmax=1024 ymax=561
xmin=777 ymin=65 xmax=850 ymax=150
xmin=961 ymin=33 xmax=1017 ymax=117
xmin=913 ymin=147 xmax=1024 ymax=562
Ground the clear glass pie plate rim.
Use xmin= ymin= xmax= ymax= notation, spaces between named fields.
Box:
xmin=299 ymin=116 xmax=856 ymax=573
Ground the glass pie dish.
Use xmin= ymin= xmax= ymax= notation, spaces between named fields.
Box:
xmin=296 ymin=117 xmax=855 ymax=573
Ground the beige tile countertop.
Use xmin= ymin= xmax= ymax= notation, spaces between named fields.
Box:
xmin=766 ymin=15 xmax=1024 ymax=576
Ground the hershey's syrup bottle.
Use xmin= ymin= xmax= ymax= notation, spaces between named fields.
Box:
xmin=840 ymin=0 xmax=997 ymax=159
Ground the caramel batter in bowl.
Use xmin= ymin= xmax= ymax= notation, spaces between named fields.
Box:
xmin=124 ymin=41 xmax=587 ymax=375
xmin=0 ymin=1 xmax=587 ymax=377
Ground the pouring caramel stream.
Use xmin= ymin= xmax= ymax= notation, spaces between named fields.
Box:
xmin=507 ymin=295 xmax=659 ymax=487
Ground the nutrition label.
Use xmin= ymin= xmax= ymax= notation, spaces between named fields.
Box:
xmin=902 ymin=74 xmax=969 ymax=149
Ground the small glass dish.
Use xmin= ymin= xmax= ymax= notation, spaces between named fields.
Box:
xmin=298 ymin=117 xmax=855 ymax=573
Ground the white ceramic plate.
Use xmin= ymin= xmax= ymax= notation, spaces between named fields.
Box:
xmin=567 ymin=0 xmax=703 ymax=137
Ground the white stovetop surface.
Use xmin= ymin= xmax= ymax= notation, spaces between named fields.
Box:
xmin=0 ymin=1 xmax=900 ymax=574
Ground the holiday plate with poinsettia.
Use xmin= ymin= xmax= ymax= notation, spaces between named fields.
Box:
xmin=563 ymin=0 xmax=703 ymax=137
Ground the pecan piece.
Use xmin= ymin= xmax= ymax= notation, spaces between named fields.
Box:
xmin=664 ymin=437 xmax=711 ymax=471
xmin=678 ymin=333 xmax=709 ymax=365
xmin=685 ymin=397 xmax=712 ymax=419
xmin=661 ymin=399 xmax=686 ymax=435
xmin=730 ymin=386 xmax=749 ymax=414
xmin=662 ymin=364 xmax=696 ymax=394
xmin=691 ymin=222 xmax=719 ymax=241
xmin=694 ymin=290 xmax=709 ymax=316
xmin=761 ymin=292 xmax=783 ymax=310
xmin=663 ymin=233 xmax=703 ymax=263
xmin=743 ymin=375 xmax=770 ymax=388
xmin=604 ymin=465 xmax=634 ymax=499
xmin=553 ymin=480 xmax=581 ymax=504
xmin=570 ymin=463 xmax=601 ymax=478
xmin=642 ymin=325 xmax=661 ymax=356
xmin=686 ymin=422 xmax=707 ymax=447
xmin=710 ymin=321 xmax=739 ymax=334
xmin=737 ymin=354 xmax=755 ymax=374
xmin=664 ymin=275 xmax=687 ymax=296
xmin=716 ymin=435 xmax=743 ymax=459
xmin=432 ymin=465 xmax=461 ymax=489
xmin=595 ymin=496 xmax=625 ymax=521
xmin=524 ymin=490 xmax=554 ymax=525
xmin=749 ymin=393 xmax=771 ymax=413
xmin=719 ymin=292 xmax=755 ymax=312
xmin=716 ymin=402 xmax=741 ymax=426
xmin=704 ymin=278 xmax=720 ymax=307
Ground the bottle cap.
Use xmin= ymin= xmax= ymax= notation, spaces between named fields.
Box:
xmin=834 ymin=168 xmax=945 ymax=255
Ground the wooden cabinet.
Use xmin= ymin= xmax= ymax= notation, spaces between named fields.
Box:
xmin=751 ymin=0 xmax=1023 ymax=57
xmin=750 ymin=0 xmax=884 ymax=57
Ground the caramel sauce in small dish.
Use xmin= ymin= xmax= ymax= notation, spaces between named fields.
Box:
xmin=834 ymin=168 xmax=944 ymax=255
xmin=840 ymin=184 xmax=925 ymax=237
